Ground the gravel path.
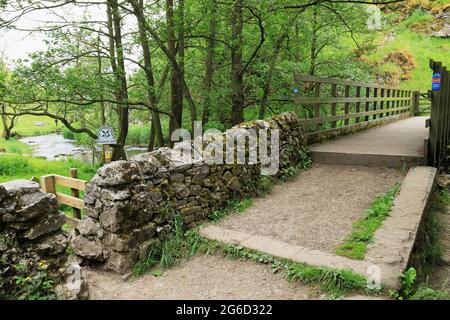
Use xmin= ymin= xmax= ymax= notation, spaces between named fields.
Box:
xmin=85 ymin=254 xmax=317 ymax=300
xmin=217 ymin=164 xmax=405 ymax=253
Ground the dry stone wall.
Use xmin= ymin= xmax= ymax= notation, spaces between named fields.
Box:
xmin=71 ymin=112 xmax=308 ymax=274
xmin=0 ymin=180 xmax=88 ymax=299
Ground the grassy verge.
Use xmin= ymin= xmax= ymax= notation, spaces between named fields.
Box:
xmin=336 ymin=183 xmax=401 ymax=260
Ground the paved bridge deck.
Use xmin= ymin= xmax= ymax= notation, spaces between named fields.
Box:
xmin=309 ymin=116 xmax=429 ymax=168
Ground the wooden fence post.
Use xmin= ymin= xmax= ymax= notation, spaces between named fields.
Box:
xmin=365 ymin=87 xmax=370 ymax=122
xmin=40 ymin=175 xmax=56 ymax=194
xmin=314 ymin=82 xmax=322 ymax=131
xmin=412 ymin=91 xmax=420 ymax=116
xmin=70 ymin=168 xmax=82 ymax=219
xmin=344 ymin=85 xmax=350 ymax=126
xmin=355 ymin=86 xmax=361 ymax=123
xmin=331 ymin=84 xmax=337 ymax=128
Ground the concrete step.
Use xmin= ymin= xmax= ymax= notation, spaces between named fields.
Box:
xmin=310 ymin=151 xmax=425 ymax=168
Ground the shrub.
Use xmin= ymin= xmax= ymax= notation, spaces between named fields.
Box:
xmin=126 ymin=125 xmax=150 ymax=146
xmin=62 ymin=127 xmax=75 ymax=140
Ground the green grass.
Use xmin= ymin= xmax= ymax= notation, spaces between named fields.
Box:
xmin=2 ymin=115 xmax=62 ymax=137
xmin=0 ymin=138 xmax=32 ymax=155
xmin=0 ymin=138 xmax=98 ymax=193
xmin=0 ymin=153 xmax=97 ymax=183
xmin=365 ymin=9 xmax=450 ymax=92
xmin=208 ymin=198 xmax=254 ymax=223
xmin=336 ymin=183 xmax=401 ymax=260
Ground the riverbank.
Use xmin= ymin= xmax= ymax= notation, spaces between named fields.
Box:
xmin=0 ymin=138 xmax=98 ymax=183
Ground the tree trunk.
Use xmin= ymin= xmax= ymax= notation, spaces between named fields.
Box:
xmin=258 ymin=32 xmax=289 ymax=119
xmin=1 ymin=105 xmax=15 ymax=140
xmin=167 ymin=0 xmax=183 ymax=143
xmin=132 ymin=0 xmax=164 ymax=151
xmin=230 ymin=0 xmax=244 ymax=125
xmin=259 ymin=15 xmax=299 ymax=119
xmin=1 ymin=114 xmax=10 ymax=140
xmin=107 ymin=0 xmax=129 ymax=160
xmin=309 ymin=7 xmax=318 ymax=76
xmin=97 ymin=31 xmax=106 ymax=126
xmin=201 ymin=0 xmax=217 ymax=126
xmin=295 ymin=20 xmax=301 ymax=64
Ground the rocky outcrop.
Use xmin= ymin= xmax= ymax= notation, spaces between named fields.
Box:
xmin=71 ymin=112 xmax=308 ymax=274
xmin=409 ymin=6 xmax=450 ymax=39
xmin=0 ymin=180 xmax=88 ymax=300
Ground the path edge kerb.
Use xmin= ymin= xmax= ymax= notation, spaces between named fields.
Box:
xmin=199 ymin=166 xmax=437 ymax=291
xmin=364 ymin=166 xmax=437 ymax=289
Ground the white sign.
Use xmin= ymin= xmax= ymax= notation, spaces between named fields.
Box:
xmin=96 ymin=126 xmax=117 ymax=145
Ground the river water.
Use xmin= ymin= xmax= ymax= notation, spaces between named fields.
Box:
xmin=20 ymin=133 xmax=147 ymax=164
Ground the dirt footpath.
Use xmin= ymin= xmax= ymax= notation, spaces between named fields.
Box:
xmin=85 ymin=254 xmax=318 ymax=300
xmin=218 ymin=164 xmax=405 ymax=253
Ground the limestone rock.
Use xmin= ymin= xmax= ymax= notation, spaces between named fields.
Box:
xmin=76 ymin=218 xmax=102 ymax=237
xmin=55 ymin=259 xmax=89 ymax=300
xmin=71 ymin=235 xmax=104 ymax=261
xmin=21 ymin=213 xmax=66 ymax=240
xmin=101 ymin=189 xmax=131 ymax=202
xmin=91 ymin=161 xmax=141 ymax=187
xmin=34 ymin=233 xmax=69 ymax=256
xmin=0 ymin=180 xmax=87 ymax=299
xmin=107 ymin=251 xmax=138 ymax=274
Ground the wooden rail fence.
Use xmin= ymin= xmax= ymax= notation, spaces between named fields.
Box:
xmin=40 ymin=168 xmax=85 ymax=227
xmin=428 ymin=60 xmax=450 ymax=168
xmin=293 ymin=74 xmax=419 ymax=144
xmin=418 ymin=92 xmax=431 ymax=115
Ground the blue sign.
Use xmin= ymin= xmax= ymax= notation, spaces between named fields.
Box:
xmin=432 ymin=72 xmax=441 ymax=91
xmin=292 ymin=87 xmax=299 ymax=94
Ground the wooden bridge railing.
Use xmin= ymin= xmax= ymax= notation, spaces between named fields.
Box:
xmin=40 ymin=168 xmax=85 ymax=227
xmin=293 ymin=74 xmax=419 ymax=144
xmin=428 ymin=60 xmax=450 ymax=168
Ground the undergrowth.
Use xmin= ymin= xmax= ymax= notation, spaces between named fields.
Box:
xmin=336 ymin=183 xmax=401 ymax=260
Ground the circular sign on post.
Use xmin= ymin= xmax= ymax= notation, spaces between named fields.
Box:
xmin=96 ymin=126 xmax=117 ymax=145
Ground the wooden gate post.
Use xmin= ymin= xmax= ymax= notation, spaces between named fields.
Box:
xmin=70 ymin=168 xmax=82 ymax=219
xmin=40 ymin=175 xmax=55 ymax=194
